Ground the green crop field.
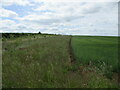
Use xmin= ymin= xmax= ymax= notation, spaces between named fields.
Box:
xmin=2 ymin=34 xmax=119 ymax=88
xmin=71 ymin=36 xmax=119 ymax=78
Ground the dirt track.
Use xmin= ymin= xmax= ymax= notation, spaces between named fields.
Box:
xmin=68 ymin=36 xmax=76 ymax=64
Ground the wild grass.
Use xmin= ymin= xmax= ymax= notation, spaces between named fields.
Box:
xmin=2 ymin=35 xmax=72 ymax=88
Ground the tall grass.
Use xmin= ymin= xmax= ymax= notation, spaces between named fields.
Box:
xmin=3 ymin=35 xmax=84 ymax=88
xmin=3 ymin=35 xmax=68 ymax=88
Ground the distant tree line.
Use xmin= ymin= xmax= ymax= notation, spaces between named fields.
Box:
xmin=2 ymin=32 xmax=62 ymax=40
xmin=2 ymin=33 xmax=37 ymax=38
xmin=2 ymin=32 xmax=42 ymax=39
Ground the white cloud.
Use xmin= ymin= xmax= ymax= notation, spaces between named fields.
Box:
xmin=0 ymin=19 xmax=43 ymax=33
xmin=18 ymin=2 xmax=104 ymax=25
xmin=0 ymin=20 xmax=16 ymax=32
xmin=16 ymin=12 xmax=84 ymax=25
xmin=1 ymin=0 xmax=32 ymax=6
xmin=0 ymin=8 xmax=18 ymax=18
xmin=34 ymin=2 xmax=101 ymax=15
xmin=33 ymin=0 xmax=119 ymax=2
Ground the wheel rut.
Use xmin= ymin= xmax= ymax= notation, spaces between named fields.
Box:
xmin=68 ymin=36 xmax=76 ymax=65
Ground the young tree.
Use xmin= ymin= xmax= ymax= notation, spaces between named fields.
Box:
xmin=38 ymin=31 xmax=41 ymax=34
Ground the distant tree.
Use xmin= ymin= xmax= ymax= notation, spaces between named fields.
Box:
xmin=38 ymin=31 xmax=41 ymax=34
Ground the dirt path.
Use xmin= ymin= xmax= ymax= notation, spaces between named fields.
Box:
xmin=68 ymin=36 xmax=76 ymax=65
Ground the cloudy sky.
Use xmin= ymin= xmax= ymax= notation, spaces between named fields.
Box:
xmin=0 ymin=0 xmax=119 ymax=36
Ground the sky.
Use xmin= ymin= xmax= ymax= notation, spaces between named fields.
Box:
xmin=0 ymin=0 xmax=119 ymax=36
